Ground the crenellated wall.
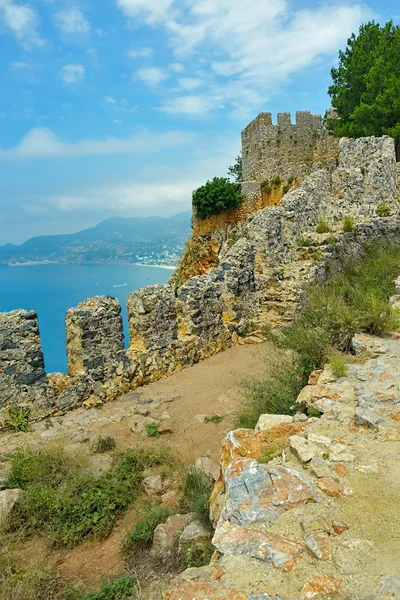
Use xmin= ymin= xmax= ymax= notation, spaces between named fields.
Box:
xmin=242 ymin=111 xmax=339 ymax=184
xmin=1 ymin=132 xmax=399 ymax=422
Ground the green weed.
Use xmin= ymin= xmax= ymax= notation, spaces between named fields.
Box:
xmin=3 ymin=407 xmax=31 ymax=432
xmin=204 ymin=415 xmax=224 ymax=424
xmin=376 ymin=203 xmax=391 ymax=217
xmin=5 ymin=446 xmax=173 ymax=548
xmin=78 ymin=574 xmax=139 ymax=600
xmin=145 ymin=422 xmax=160 ymax=438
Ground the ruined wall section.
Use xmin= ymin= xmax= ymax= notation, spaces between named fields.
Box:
xmin=0 ymin=135 xmax=399 ymax=422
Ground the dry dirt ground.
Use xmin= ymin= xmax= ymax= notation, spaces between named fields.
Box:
xmin=0 ymin=342 xmax=270 ymax=592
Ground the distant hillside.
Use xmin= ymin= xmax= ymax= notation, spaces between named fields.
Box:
xmin=0 ymin=211 xmax=192 ymax=266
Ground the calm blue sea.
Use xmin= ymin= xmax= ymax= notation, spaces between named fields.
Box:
xmin=0 ymin=263 xmax=171 ymax=374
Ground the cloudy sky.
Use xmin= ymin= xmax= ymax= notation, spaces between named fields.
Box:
xmin=0 ymin=0 xmax=398 ymax=244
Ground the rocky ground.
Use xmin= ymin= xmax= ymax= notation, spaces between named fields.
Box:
xmin=166 ymin=331 xmax=400 ymax=600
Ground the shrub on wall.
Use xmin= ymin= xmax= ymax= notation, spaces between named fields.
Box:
xmin=193 ymin=177 xmax=243 ymax=220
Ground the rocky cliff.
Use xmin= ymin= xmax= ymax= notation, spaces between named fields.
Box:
xmin=1 ymin=115 xmax=400 ymax=424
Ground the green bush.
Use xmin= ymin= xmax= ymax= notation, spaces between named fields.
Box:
xmin=182 ymin=469 xmax=213 ymax=527
xmin=181 ymin=539 xmax=214 ymax=568
xmin=122 ymin=505 xmax=177 ymax=556
xmin=316 ymin=218 xmax=330 ymax=234
xmin=78 ymin=574 xmax=139 ymax=600
xmin=6 ymin=446 xmax=173 ymax=548
xmin=297 ymin=237 xmax=314 ymax=247
xmin=3 ymin=407 xmax=31 ymax=432
xmin=376 ymin=203 xmax=391 ymax=217
xmin=192 ymin=177 xmax=243 ymax=220
xmin=343 ymin=216 xmax=355 ymax=232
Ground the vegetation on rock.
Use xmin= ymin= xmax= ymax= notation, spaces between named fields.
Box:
xmin=237 ymin=242 xmax=400 ymax=428
xmin=328 ymin=21 xmax=400 ymax=159
xmin=192 ymin=177 xmax=243 ymax=220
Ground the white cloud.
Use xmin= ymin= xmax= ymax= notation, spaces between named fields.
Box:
xmin=169 ymin=62 xmax=184 ymax=73
xmin=10 ymin=60 xmax=28 ymax=68
xmin=116 ymin=0 xmax=173 ymax=24
xmin=0 ymin=127 xmax=196 ymax=159
xmin=136 ymin=67 xmax=169 ymax=85
xmin=0 ymin=0 xmax=45 ymax=49
xmin=127 ymin=47 xmax=153 ymax=59
xmin=60 ymin=64 xmax=85 ymax=83
xmin=177 ymin=77 xmax=203 ymax=91
xmin=160 ymin=95 xmax=218 ymax=115
xmin=54 ymin=7 xmax=90 ymax=34
xmin=102 ymin=96 xmax=137 ymax=113
xmin=115 ymin=0 xmax=373 ymax=117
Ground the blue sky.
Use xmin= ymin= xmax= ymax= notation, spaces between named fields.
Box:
xmin=0 ymin=0 xmax=398 ymax=244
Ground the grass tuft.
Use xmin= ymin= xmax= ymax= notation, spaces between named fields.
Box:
xmin=92 ymin=436 xmax=116 ymax=453
xmin=329 ymin=353 xmax=348 ymax=378
xmin=316 ymin=217 xmax=330 ymax=234
xmin=343 ymin=216 xmax=355 ymax=232
xmin=182 ymin=468 xmax=213 ymax=527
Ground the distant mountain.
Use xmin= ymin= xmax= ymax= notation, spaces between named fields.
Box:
xmin=0 ymin=211 xmax=192 ymax=266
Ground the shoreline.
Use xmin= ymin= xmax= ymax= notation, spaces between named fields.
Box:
xmin=4 ymin=261 xmax=177 ymax=271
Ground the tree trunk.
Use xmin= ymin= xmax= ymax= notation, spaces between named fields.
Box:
xmin=396 ymin=139 xmax=400 ymax=162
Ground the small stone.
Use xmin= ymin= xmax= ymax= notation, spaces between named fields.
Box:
xmin=301 ymin=515 xmax=331 ymax=534
xmin=143 ymin=475 xmax=163 ymax=497
xmin=305 ymin=532 xmax=331 ymax=560
xmin=255 ymin=414 xmax=293 ymax=432
xmin=290 ymin=435 xmax=320 ymax=463
xmin=130 ymin=415 xmax=157 ymax=434
xmin=158 ymin=420 xmax=173 ymax=434
xmin=332 ymin=520 xmax=349 ymax=535
xmin=355 ymin=406 xmax=384 ymax=428
xmin=332 ymin=463 xmax=349 ymax=478
xmin=308 ymin=370 xmax=323 ymax=385
xmin=194 ymin=414 xmax=207 ymax=423
xmin=137 ymin=398 xmax=153 ymax=405
xmin=195 ymin=457 xmax=220 ymax=482
xmin=151 ymin=513 xmax=196 ymax=560
xmin=134 ymin=406 xmax=151 ymax=416
xmin=318 ymin=477 xmax=343 ymax=497
xmin=310 ymin=456 xmax=335 ymax=479
xmin=161 ymin=490 xmax=180 ymax=509
xmin=308 ymin=433 xmax=332 ymax=447
xmin=0 ymin=488 xmax=21 ymax=527
xmin=301 ymin=576 xmax=342 ymax=599
xmin=329 ymin=444 xmax=356 ymax=463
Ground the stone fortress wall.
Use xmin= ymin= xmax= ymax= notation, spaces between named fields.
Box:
xmin=1 ymin=114 xmax=400 ymax=421
xmin=193 ymin=111 xmax=340 ymax=237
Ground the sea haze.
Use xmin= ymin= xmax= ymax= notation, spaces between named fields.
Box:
xmin=0 ymin=263 xmax=171 ymax=373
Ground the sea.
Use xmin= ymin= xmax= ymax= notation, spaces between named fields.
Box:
xmin=0 ymin=263 xmax=172 ymax=374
